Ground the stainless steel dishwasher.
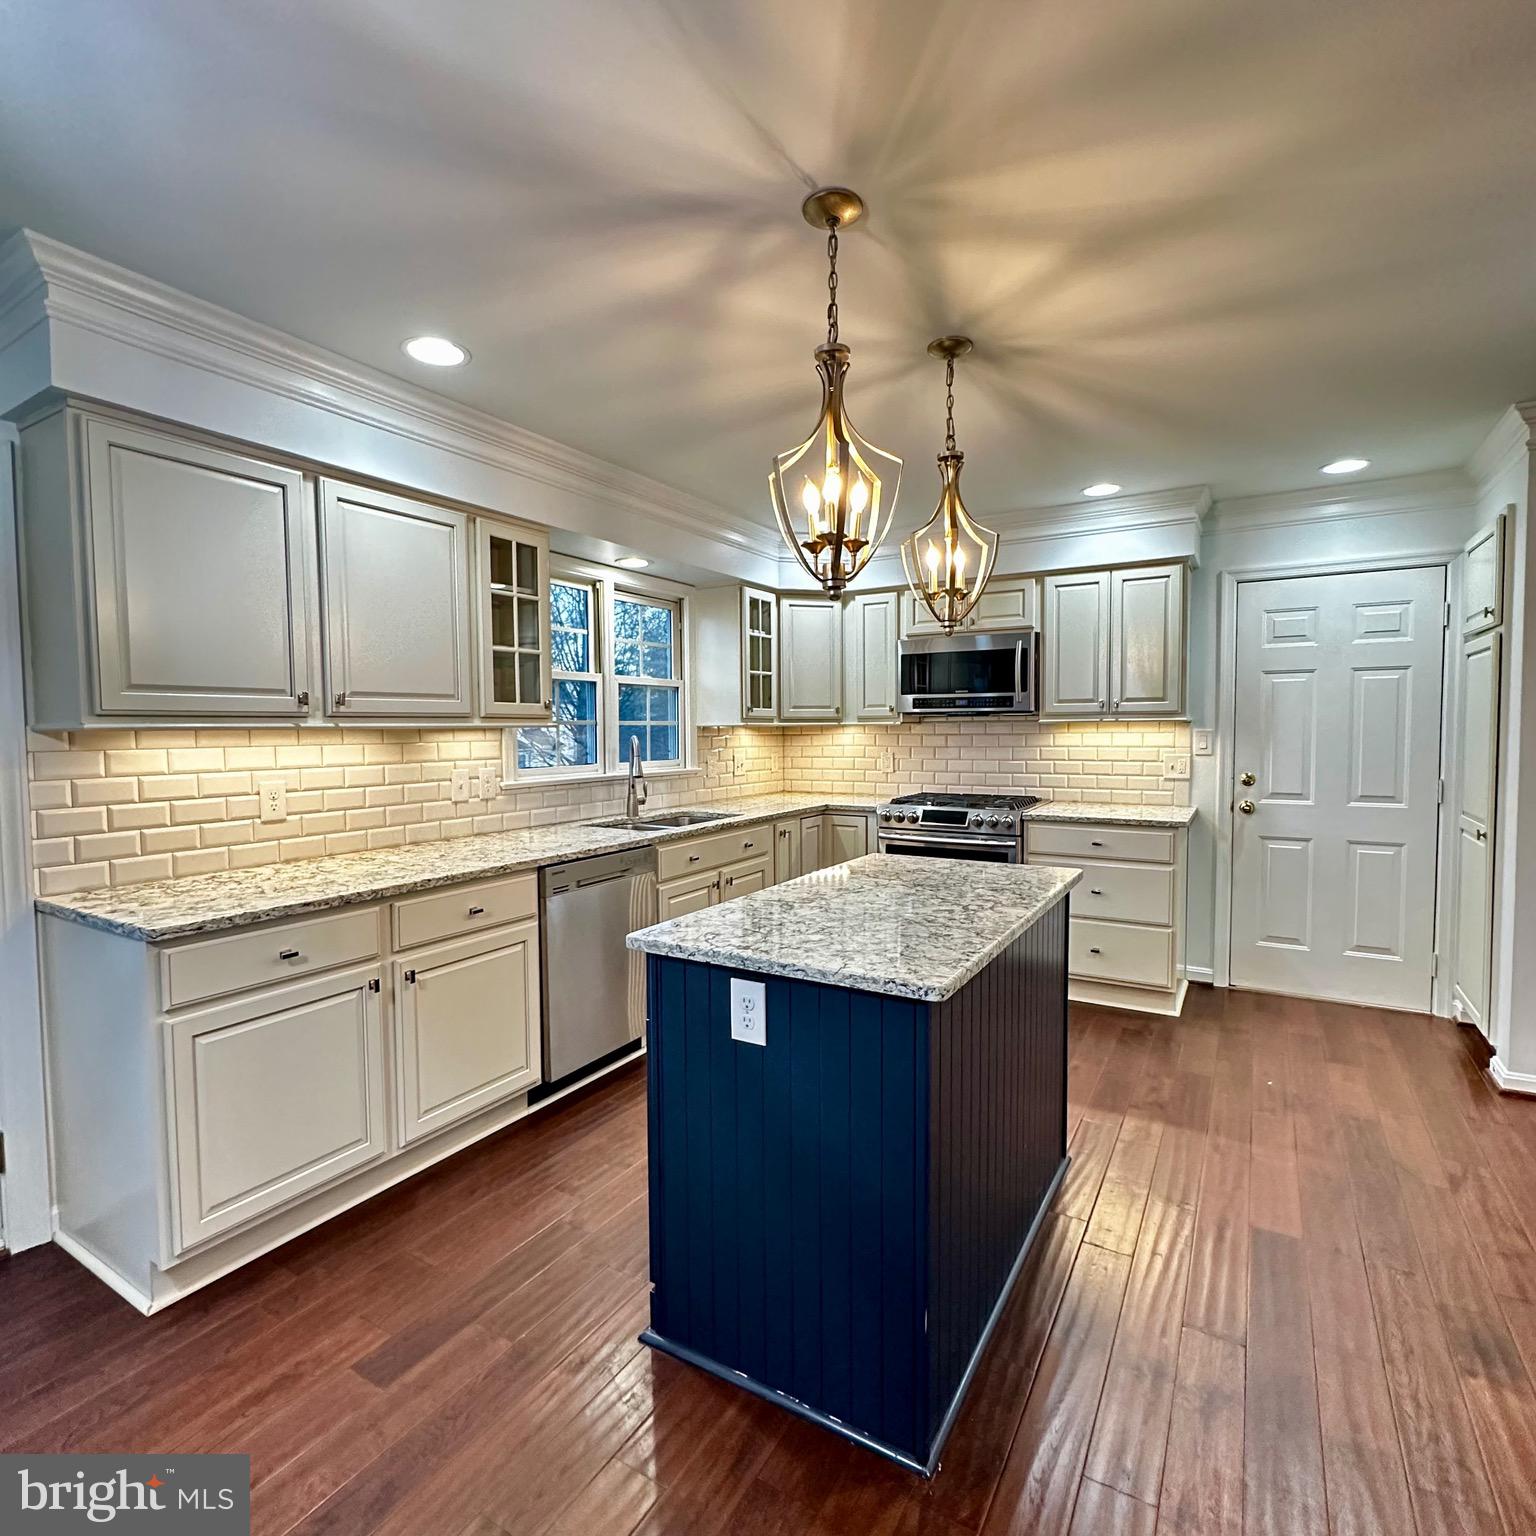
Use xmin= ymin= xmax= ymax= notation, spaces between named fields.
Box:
xmin=538 ymin=847 xmax=657 ymax=1089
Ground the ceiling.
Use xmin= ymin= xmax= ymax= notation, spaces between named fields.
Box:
xmin=4 ymin=0 xmax=1535 ymax=530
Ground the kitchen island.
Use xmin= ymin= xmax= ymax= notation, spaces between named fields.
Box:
xmin=626 ymin=853 xmax=1080 ymax=1474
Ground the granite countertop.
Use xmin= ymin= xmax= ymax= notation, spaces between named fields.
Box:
xmin=627 ymin=853 xmax=1081 ymax=1003
xmin=36 ymin=793 xmax=878 ymax=943
xmin=1019 ymin=801 xmax=1197 ymax=828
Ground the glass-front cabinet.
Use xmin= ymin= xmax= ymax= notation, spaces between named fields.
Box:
xmin=477 ymin=519 xmax=552 ymax=719
xmin=743 ymin=588 xmax=777 ymax=719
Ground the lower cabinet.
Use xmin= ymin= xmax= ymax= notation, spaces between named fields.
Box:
xmin=394 ymin=920 xmax=541 ymax=1145
xmin=658 ymin=867 xmax=720 ymax=918
xmin=720 ymin=852 xmax=773 ymax=900
xmin=166 ymin=964 xmax=387 ymax=1252
xmin=773 ymin=818 xmax=801 ymax=882
xmin=795 ymin=810 xmax=872 ymax=874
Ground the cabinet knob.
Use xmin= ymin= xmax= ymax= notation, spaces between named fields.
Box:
xmin=404 ymin=968 xmax=417 ymax=983
xmin=1089 ymin=946 xmax=1102 ymax=955
xmin=297 ymin=690 xmax=310 ymax=709
xmin=1476 ymin=828 xmax=1488 ymax=842
xmin=1483 ymin=606 xmax=1495 ymax=618
xmin=334 ymin=691 xmax=347 ymax=710
xmin=1089 ymin=888 xmax=1103 ymax=896
xmin=278 ymin=948 xmax=303 ymax=961
xmin=1097 ymin=700 xmax=1105 ymax=709
xmin=368 ymin=978 xmax=381 ymax=993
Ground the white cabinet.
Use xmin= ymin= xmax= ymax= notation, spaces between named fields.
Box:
xmin=692 ymin=585 xmax=779 ymax=725
xmin=477 ymin=519 xmax=551 ymax=718
xmin=19 ymin=410 xmax=316 ymax=725
xmin=320 ymin=479 xmax=472 ymax=717
xmin=902 ymin=577 xmax=1039 ymax=637
xmin=774 ymin=818 xmax=802 ymax=883
xmin=166 ymin=965 xmax=386 ymax=1251
xmin=779 ymin=596 xmax=843 ymax=721
xmin=844 ymin=591 xmax=900 ymax=722
xmin=800 ymin=813 xmax=825 ymax=872
xmin=720 ymin=853 xmax=773 ymax=901
xmin=1043 ymin=564 xmax=1185 ymax=718
xmin=824 ymin=812 xmax=871 ymax=865
xmin=1463 ymin=511 xmax=1507 ymax=637
xmin=657 ymin=869 xmax=720 ymax=918
xmin=394 ymin=920 xmax=541 ymax=1144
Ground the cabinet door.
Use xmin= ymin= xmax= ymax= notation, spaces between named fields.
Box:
xmin=320 ymin=480 xmax=471 ymax=716
xmin=825 ymin=812 xmax=871 ymax=865
xmin=742 ymin=588 xmax=778 ymax=720
xmin=166 ymin=966 xmax=385 ymax=1252
xmin=845 ymin=591 xmax=900 ymax=721
xmin=478 ymin=520 xmax=551 ymax=718
xmin=395 ymin=921 xmax=541 ymax=1144
xmin=799 ymin=813 xmax=825 ymax=872
xmin=84 ymin=418 xmax=312 ymax=715
xmin=1463 ymin=512 xmax=1507 ymax=637
xmin=658 ymin=869 xmax=720 ymax=917
xmin=1453 ymin=631 xmax=1501 ymax=1031
xmin=719 ymin=853 xmax=773 ymax=902
xmin=774 ymin=818 xmax=801 ymax=883
xmin=964 ymin=579 xmax=1039 ymax=632
xmin=1042 ymin=572 xmax=1111 ymax=716
xmin=1110 ymin=563 xmax=1185 ymax=716
xmin=779 ymin=597 xmax=843 ymax=721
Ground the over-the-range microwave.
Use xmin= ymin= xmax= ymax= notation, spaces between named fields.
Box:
xmin=898 ymin=628 xmax=1038 ymax=715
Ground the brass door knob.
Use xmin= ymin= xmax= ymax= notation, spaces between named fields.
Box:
xmin=1240 ymin=771 xmax=1256 ymax=786
xmin=1238 ymin=799 xmax=1256 ymax=815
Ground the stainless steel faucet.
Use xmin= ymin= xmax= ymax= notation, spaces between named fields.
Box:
xmin=625 ymin=734 xmax=648 ymax=820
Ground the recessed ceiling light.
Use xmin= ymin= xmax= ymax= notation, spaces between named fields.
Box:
xmin=614 ymin=555 xmax=650 ymax=570
xmin=1081 ymin=482 xmax=1122 ymax=498
xmin=402 ymin=335 xmax=469 ymax=367
xmin=1320 ymin=457 xmax=1369 ymax=475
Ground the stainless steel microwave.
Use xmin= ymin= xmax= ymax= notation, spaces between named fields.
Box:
xmin=898 ymin=629 xmax=1038 ymax=715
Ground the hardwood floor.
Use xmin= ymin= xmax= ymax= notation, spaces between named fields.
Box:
xmin=5 ymin=987 xmax=1536 ymax=1534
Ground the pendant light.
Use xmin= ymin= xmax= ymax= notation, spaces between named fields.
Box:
xmin=900 ymin=337 xmax=998 ymax=635
xmin=769 ymin=188 xmax=902 ymax=598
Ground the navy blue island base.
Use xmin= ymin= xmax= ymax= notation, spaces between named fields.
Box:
xmin=640 ymin=898 xmax=1069 ymax=1475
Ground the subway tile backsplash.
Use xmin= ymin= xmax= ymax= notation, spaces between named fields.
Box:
xmin=28 ymin=718 xmax=1187 ymax=895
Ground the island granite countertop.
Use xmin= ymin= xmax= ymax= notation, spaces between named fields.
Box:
xmin=627 ymin=853 xmax=1081 ymax=1002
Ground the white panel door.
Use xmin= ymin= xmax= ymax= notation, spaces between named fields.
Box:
xmin=320 ymin=480 xmax=471 ymax=716
xmin=1042 ymin=572 xmax=1110 ymax=716
xmin=779 ymin=596 xmax=843 ymax=721
xmin=1110 ymin=564 xmax=1184 ymax=715
xmin=395 ymin=922 xmax=541 ymax=1144
xmin=1230 ymin=567 xmax=1446 ymax=1008
xmin=1462 ymin=512 xmax=1507 ymax=637
xmin=84 ymin=418 xmax=312 ymax=715
xmin=845 ymin=591 xmax=899 ymax=721
xmin=1452 ymin=629 xmax=1501 ymax=1031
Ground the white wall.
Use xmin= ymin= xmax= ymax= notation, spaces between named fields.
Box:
xmin=1184 ymin=474 xmax=1479 ymax=984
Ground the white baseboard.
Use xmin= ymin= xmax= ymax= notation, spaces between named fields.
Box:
xmin=1488 ymin=1057 xmax=1536 ymax=1097
xmin=54 ymin=1230 xmax=153 ymax=1313
xmin=1182 ymin=964 xmax=1216 ymax=986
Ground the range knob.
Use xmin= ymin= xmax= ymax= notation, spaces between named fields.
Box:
xmin=1002 ymin=816 xmax=1015 ymax=830
xmin=879 ymin=810 xmax=891 ymax=822
xmin=970 ymin=814 xmax=984 ymax=827
xmin=987 ymin=814 xmax=1000 ymax=828
xmin=907 ymin=811 xmax=921 ymax=824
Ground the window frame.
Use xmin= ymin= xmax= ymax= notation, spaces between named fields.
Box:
xmin=506 ymin=559 xmax=693 ymax=786
xmin=510 ymin=574 xmax=602 ymax=780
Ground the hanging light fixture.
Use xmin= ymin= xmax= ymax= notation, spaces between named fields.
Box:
xmin=769 ymin=188 xmax=901 ymax=598
xmin=900 ymin=337 xmax=999 ymax=636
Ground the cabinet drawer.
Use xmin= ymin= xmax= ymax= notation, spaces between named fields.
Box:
xmin=162 ymin=908 xmax=380 ymax=1009
xmin=1029 ymin=822 xmax=1175 ymax=865
xmin=392 ymin=873 xmax=538 ymax=950
xmin=1069 ymin=918 xmax=1174 ymax=989
xmin=656 ymin=826 xmax=771 ymax=882
xmin=1030 ymin=856 xmax=1173 ymax=925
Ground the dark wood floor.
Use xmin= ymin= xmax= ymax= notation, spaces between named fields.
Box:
xmin=5 ymin=987 xmax=1536 ymax=1534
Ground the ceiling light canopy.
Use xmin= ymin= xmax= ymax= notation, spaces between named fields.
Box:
xmin=769 ymin=188 xmax=901 ymax=599
xmin=899 ymin=338 xmax=999 ymax=637
xmin=1082 ymin=482 xmax=1122 ymax=498
xmin=1320 ymin=457 xmax=1370 ymax=475
xmin=402 ymin=335 xmax=469 ymax=367
xmin=614 ymin=555 xmax=650 ymax=569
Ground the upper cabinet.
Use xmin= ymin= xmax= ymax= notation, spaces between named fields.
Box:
xmin=320 ymin=480 xmax=472 ymax=717
xmin=477 ymin=520 xmax=551 ymax=718
xmin=20 ymin=411 xmax=315 ymax=726
xmin=1043 ymin=563 xmax=1186 ymax=719
xmin=901 ymin=577 xmax=1038 ymax=638
xmin=693 ymin=585 xmax=778 ymax=726
xmin=779 ymin=595 xmax=843 ymax=722
xmin=1462 ymin=510 xmax=1507 ymax=637
xmin=844 ymin=590 xmax=900 ymax=722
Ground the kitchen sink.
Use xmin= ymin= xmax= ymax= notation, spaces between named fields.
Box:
xmin=592 ymin=810 xmax=734 ymax=831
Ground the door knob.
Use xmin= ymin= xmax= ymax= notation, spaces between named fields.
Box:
xmin=1238 ymin=799 xmax=1256 ymax=815
xmin=1240 ymin=771 xmax=1256 ymax=787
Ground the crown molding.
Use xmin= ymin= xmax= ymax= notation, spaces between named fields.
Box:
xmin=987 ymin=484 xmax=1211 ymax=541
xmin=0 ymin=229 xmax=772 ymax=575
xmin=1466 ymin=404 xmax=1532 ymax=493
xmin=1206 ymin=469 xmax=1474 ymax=535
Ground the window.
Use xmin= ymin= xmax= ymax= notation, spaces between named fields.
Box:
xmin=509 ymin=569 xmax=688 ymax=781
xmin=514 ymin=579 xmax=599 ymax=775
xmin=614 ymin=594 xmax=682 ymax=766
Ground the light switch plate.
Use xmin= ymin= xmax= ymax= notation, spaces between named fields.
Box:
xmin=1162 ymin=750 xmax=1192 ymax=782
xmin=450 ymin=767 xmax=471 ymax=803
xmin=1192 ymin=729 xmax=1214 ymax=757
xmin=478 ymin=764 xmax=500 ymax=800
xmin=730 ymin=978 xmax=767 ymax=1047
xmin=258 ymin=779 xmax=287 ymax=823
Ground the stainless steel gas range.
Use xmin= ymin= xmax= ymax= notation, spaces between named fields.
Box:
xmin=875 ymin=792 xmax=1042 ymax=863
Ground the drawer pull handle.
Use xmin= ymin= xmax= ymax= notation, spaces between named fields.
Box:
xmin=1089 ymin=888 xmax=1103 ymax=896
xmin=1089 ymin=946 xmax=1102 ymax=955
xmin=278 ymin=948 xmax=303 ymax=961
xmin=743 ymin=840 xmax=755 ymax=849
xmin=1090 ymin=840 xmax=1104 ymax=848
xmin=468 ymin=905 xmax=485 ymax=916
xmin=404 ymin=969 xmax=417 ymax=984
xmin=688 ymin=854 xmax=701 ymax=863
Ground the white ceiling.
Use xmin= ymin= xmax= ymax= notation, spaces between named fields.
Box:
xmin=4 ymin=0 xmax=1535 ymax=529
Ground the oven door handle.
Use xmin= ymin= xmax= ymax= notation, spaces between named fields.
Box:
xmin=879 ymin=832 xmax=1021 ymax=852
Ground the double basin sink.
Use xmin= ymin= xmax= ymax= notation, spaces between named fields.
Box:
xmin=591 ymin=809 xmax=735 ymax=833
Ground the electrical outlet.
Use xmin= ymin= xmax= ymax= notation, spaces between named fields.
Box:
xmin=1162 ymin=750 xmax=1192 ymax=782
xmin=878 ymin=749 xmax=896 ymax=775
xmin=1193 ymin=728 xmax=1215 ymax=757
xmin=732 ymin=752 xmax=747 ymax=778
xmin=450 ymin=767 xmax=471 ymax=803
xmin=730 ymin=977 xmax=767 ymax=1047
xmin=478 ymin=764 xmax=500 ymax=801
xmin=258 ymin=779 xmax=287 ymax=824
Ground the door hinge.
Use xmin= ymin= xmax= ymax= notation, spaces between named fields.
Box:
xmin=0 ymin=1131 xmax=6 ymax=1174
xmin=1444 ymin=601 xmax=1452 ymax=630
xmin=1431 ymin=953 xmax=1439 ymax=978
xmin=1437 ymin=776 xmax=1445 ymax=805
